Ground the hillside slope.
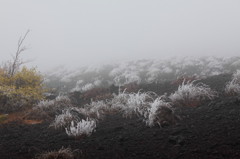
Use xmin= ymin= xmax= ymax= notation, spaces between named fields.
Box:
xmin=0 ymin=74 xmax=240 ymax=159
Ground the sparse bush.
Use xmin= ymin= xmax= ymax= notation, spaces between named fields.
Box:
xmin=169 ymin=80 xmax=217 ymax=107
xmin=35 ymin=147 xmax=74 ymax=159
xmin=65 ymin=118 xmax=96 ymax=137
xmin=225 ymin=70 xmax=240 ymax=96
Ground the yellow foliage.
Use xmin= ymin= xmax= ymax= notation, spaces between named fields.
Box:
xmin=0 ymin=66 xmax=46 ymax=112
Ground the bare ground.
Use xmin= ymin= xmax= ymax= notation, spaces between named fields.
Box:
xmin=1 ymin=74 xmax=240 ymax=159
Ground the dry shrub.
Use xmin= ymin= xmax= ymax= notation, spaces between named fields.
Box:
xmin=35 ymin=147 xmax=74 ymax=159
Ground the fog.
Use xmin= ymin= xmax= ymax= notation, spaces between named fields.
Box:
xmin=0 ymin=0 xmax=240 ymax=71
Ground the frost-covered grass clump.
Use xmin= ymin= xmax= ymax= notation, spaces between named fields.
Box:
xmin=225 ymin=70 xmax=240 ymax=96
xmin=25 ymin=95 xmax=74 ymax=120
xmin=50 ymin=90 xmax=179 ymax=137
xmin=50 ymin=100 xmax=108 ymax=137
xmin=50 ymin=106 xmax=98 ymax=136
xmin=170 ymin=81 xmax=217 ymax=107
xmin=111 ymin=90 xmax=154 ymax=118
xmin=65 ymin=118 xmax=96 ymax=137
xmin=110 ymin=90 xmax=177 ymax=127
xmin=36 ymin=95 xmax=72 ymax=111
xmin=80 ymin=100 xmax=109 ymax=119
xmin=146 ymin=96 xmax=176 ymax=127
xmin=50 ymin=109 xmax=80 ymax=129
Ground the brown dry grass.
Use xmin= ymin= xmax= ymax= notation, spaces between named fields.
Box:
xmin=0 ymin=109 xmax=43 ymax=125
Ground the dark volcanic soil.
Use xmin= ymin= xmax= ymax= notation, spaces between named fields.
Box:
xmin=1 ymin=74 xmax=240 ymax=159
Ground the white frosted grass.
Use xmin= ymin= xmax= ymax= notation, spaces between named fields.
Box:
xmin=81 ymin=83 xmax=95 ymax=92
xmin=93 ymin=79 xmax=102 ymax=87
xmin=70 ymin=80 xmax=84 ymax=92
xmin=232 ymin=59 xmax=240 ymax=67
xmin=83 ymin=100 xmax=109 ymax=119
xmin=65 ymin=118 xmax=96 ymax=137
xmin=55 ymin=95 xmax=71 ymax=103
xmin=233 ymin=70 xmax=240 ymax=83
xmin=113 ymin=72 xmax=141 ymax=86
xmin=111 ymin=90 xmax=155 ymax=118
xmin=44 ymin=57 xmax=240 ymax=93
xmin=35 ymin=95 xmax=72 ymax=114
xmin=71 ymin=79 xmax=102 ymax=93
xmin=110 ymin=90 xmax=129 ymax=111
xmin=146 ymin=97 xmax=172 ymax=127
xmin=169 ymin=81 xmax=216 ymax=106
xmin=36 ymin=100 xmax=55 ymax=109
xmin=111 ymin=91 xmax=175 ymax=127
xmin=50 ymin=109 xmax=74 ymax=129
xmin=225 ymin=80 xmax=240 ymax=95
xmin=123 ymin=91 xmax=152 ymax=118
xmin=225 ymin=70 xmax=240 ymax=95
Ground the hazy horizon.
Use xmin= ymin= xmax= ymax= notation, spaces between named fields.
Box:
xmin=1 ymin=0 xmax=240 ymax=71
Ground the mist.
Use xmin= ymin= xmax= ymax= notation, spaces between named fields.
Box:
xmin=1 ymin=0 xmax=240 ymax=71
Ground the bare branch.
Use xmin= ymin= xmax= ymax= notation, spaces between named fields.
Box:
xmin=9 ymin=30 xmax=30 ymax=76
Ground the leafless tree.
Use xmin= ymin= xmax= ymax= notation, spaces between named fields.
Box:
xmin=8 ymin=30 xmax=30 ymax=77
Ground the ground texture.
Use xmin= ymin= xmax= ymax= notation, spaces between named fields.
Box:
xmin=1 ymin=74 xmax=240 ymax=159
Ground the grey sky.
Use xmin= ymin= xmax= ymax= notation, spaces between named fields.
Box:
xmin=0 ymin=0 xmax=240 ymax=71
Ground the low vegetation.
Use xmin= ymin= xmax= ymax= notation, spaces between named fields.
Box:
xmin=0 ymin=67 xmax=45 ymax=112
xmin=169 ymin=80 xmax=217 ymax=107
xmin=2 ymin=33 xmax=240 ymax=159
xmin=65 ymin=118 xmax=97 ymax=137
xmin=0 ymin=31 xmax=46 ymax=113
xmin=225 ymin=70 xmax=240 ymax=96
xmin=146 ymin=96 xmax=176 ymax=127
xmin=35 ymin=147 xmax=75 ymax=159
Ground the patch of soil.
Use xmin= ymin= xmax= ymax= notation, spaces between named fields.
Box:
xmin=0 ymin=110 xmax=43 ymax=125
xmin=1 ymin=74 xmax=240 ymax=159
